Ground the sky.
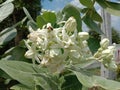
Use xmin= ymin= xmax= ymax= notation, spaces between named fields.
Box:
xmin=41 ymin=0 xmax=120 ymax=32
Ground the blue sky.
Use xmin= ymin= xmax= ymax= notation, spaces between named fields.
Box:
xmin=42 ymin=0 xmax=120 ymax=32
xmin=42 ymin=0 xmax=72 ymax=11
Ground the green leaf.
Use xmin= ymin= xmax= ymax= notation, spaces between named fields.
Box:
xmin=96 ymin=0 xmax=120 ymax=10
xmin=0 ymin=69 xmax=11 ymax=79
xmin=62 ymin=4 xmax=82 ymax=32
xmin=0 ymin=3 xmax=14 ymax=22
xmin=42 ymin=11 xmax=56 ymax=26
xmin=62 ymin=74 xmax=82 ymax=90
xmin=79 ymin=0 xmax=93 ymax=8
xmin=70 ymin=66 xmax=120 ymax=90
xmin=0 ymin=27 xmax=17 ymax=45
xmin=90 ymin=9 xmax=103 ymax=23
xmin=83 ymin=15 xmax=103 ymax=34
xmin=87 ymin=37 xmax=100 ymax=54
xmin=36 ymin=11 xmax=56 ymax=28
xmin=81 ymin=8 xmax=102 ymax=23
xmin=96 ymin=0 xmax=120 ymax=16
xmin=36 ymin=15 xmax=46 ymax=29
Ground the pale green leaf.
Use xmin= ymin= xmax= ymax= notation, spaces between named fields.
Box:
xmin=0 ymin=60 xmax=59 ymax=90
xmin=23 ymin=7 xmax=34 ymax=21
xmin=0 ymin=3 xmax=14 ymax=22
xmin=1 ymin=46 xmax=29 ymax=62
xmin=0 ymin=60 xmax=35 ymax=89
xmin=70 ymin=66 xmax=120 ymax=90
xmin=0 ymin=27 xmax=17 ymax=45
xmin=34 ymin=73 xmax=59 ymax=90
xmin=10 ymin=84 xmax=30 ymax=90
xmin=0 ymin=0 xmax=14 ymax=6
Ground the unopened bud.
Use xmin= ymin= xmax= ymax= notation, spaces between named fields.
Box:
xmin=102 ymin=49 xmax=111 ymax=56
xmin=100 ymin=38 xmax=109 ymax=49
xmin=78 ymin=32 xmax=89 ymax=40
xmin=64 ymin=17 xmax=77 ymax=32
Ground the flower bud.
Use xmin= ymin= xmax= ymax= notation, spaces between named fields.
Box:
xmin=102 ymin=49 xmax=111 ymax=56
xmin=100 ymin=38 xmax=109 ymax=49
xmin=64 ymin=17 xmax=77 ymax=32
xmin=78 ymin=32 xmax=89 ymax=40
xmin=101 ymin=50 xmax=113 ymax=62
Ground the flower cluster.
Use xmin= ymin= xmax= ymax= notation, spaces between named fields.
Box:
xmin=24 ymin=17 xmax=117 ymax=73
xmin=24 ymin=17 xmax=92 ymax=73
xmin=94 ymin=38 xmax=117 ymax=70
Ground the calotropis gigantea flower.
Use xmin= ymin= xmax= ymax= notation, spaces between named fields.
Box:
xmin=25 ymin=17 xmax=117 ymax=73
